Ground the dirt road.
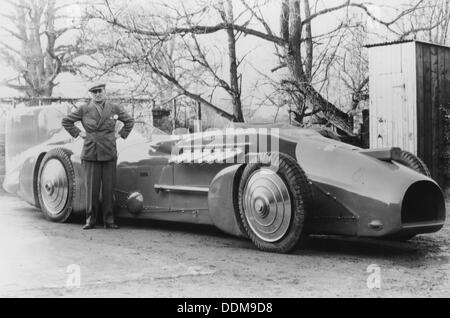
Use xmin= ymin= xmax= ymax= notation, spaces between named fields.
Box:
xmin=0 ymin=194 xmax=448 ymax=298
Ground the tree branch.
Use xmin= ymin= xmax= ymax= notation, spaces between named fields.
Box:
xmin=93 ymin=10 xmax=288 ymax=46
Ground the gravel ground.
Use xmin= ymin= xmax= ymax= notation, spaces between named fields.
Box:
xmin=0 ymin=194 xmax=448 ymax=298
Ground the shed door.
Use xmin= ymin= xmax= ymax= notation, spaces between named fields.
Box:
xmin=372 ymin=73 xmax=406 ymax=148
xmin=369 ymin=42 xmax=417 ymax=153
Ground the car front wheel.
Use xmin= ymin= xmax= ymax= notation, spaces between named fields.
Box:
xmin=37 ymin=148 xmax=75 ymax=223
xmin=238 ymin=153 xmax=312 ymax=253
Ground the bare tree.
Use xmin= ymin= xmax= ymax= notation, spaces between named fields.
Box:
xmin=0 ymin=0 xmax=87 ymax=97
xmin=219 ymin=0 xmax=244 ymax=122
xmin=277 ymin=0 xmax=353 ymax=132
xmin=85 ymin=0 xmax=249 ymax=122
xmin=396 ymin=0 xmax=450 ymax=44
xmin=276 ymin=0 xmax=450 ymax=134
xmin=86 ymin=0 xmax=445 ymax=133
xmin=339 ymin=17 xmax=369 ymax=113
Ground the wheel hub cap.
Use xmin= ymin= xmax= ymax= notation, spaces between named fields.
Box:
xmin=243 ymin=168 xmax=291 ymax=242
xmin=40 ymin=159 xmax=69 ymax=216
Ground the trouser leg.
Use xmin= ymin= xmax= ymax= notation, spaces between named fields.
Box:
xmin=101 ymin=159 xmax=117 ymax=225
xmin=83 ymin=160 xmax=101 ymax=225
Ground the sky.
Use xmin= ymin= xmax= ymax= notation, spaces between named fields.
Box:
xmin=0 ymin=0 xmax=412 ymax=104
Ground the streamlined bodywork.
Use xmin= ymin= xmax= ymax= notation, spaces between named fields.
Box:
xmin=3 ymin=105 xmax=446 ymax=253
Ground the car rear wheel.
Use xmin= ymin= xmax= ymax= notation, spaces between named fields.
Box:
xmin=37 ymin=148 xmax=75 ymax=223
xmin=238 ymin=153 xmax=312 ymax=253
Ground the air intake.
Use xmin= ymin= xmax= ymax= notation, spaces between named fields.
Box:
xmin=401 ymin=181 xmax=445 ymax=224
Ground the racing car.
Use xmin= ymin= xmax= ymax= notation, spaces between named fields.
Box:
xmin=3 ymin=104 xmax=446 ymax=253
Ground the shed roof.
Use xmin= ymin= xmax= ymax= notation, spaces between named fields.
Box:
xmin=365 ymin=39 xmax=450 ymax=50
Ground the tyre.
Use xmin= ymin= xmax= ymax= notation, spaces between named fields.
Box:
xmin=394 ymin=151 xmax=431 ymax=177
xmin=238 ymin=153 xmax=312 ymax=253
xmin=37 ymin=148 xmax=76 ymax=222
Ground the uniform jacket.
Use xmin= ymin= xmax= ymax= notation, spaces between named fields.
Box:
xmin=62 ymin=101 xmax=134 ymax=161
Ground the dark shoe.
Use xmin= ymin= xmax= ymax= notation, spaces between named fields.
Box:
xmin=83 ymin=223 xmax=95 ymax=230
xmin=104 ymin=223 xmax=120 ymax=229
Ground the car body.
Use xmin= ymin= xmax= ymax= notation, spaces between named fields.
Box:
xmin=3 ymin=104 xmax=446 ymax=253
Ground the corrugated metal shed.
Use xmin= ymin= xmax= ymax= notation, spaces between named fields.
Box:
xmin=368 ymin=40 xmax=450 ymax=186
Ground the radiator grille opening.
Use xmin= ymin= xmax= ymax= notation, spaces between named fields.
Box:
xmin=401 ymin=181 xmax=445 ymax=224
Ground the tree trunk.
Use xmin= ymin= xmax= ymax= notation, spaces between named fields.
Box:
xmin=281 ymin=0 xmax=353 ymax=135
xmin=303 ymin=0 xmax=313 ymax=81
xmin=280 ymin=0 xmax=290 ymax=43
xmin=225 ymin=0 xmax=244 ymax=122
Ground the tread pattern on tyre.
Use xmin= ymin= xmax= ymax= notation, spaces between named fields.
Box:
xmin=237 ymin=152 xmax=312 ymax=254
xmin=395 ymin=151 xmax=431 ymax=177
xmin=232 ymin=165 xmax=248 ymax=238
xmin=32 ymin=153 xmax=46 ymax=209
xmin=37 ymin=148 xmax=76 ymax=223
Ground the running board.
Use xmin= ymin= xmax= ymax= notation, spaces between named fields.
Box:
xmin=154 ymin=184 xmax=209 ymax=194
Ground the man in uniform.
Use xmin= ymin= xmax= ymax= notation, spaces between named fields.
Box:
xmin=61 ymin=82 xmax=134 ymax=230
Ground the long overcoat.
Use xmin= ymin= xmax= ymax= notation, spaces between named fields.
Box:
xmin=62 ymin=101 xmax=134 ymax=161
